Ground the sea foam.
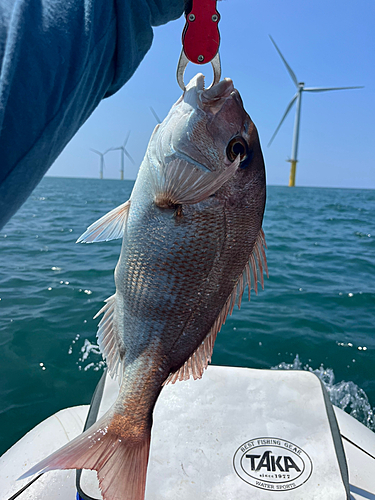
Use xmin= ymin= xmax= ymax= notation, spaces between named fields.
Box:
xmin=272 ymin=354 xmax=375 ymax=431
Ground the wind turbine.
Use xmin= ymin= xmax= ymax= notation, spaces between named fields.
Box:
xmin=111 ymin=132 xmax=135 ymax=180
xmin=150 ymin=106 xmax=161 ymax=124
xmin=90 ymin=148 xmax=112 ymax=179
xmin=268 ymin=35 xmax=363 ymax=187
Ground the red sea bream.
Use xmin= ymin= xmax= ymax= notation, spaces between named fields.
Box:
xmin=21 ymin=74 xmax=268 ymax=500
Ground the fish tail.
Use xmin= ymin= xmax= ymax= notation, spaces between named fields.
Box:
xmin=19 ymin=410 xmax=151 ymax=500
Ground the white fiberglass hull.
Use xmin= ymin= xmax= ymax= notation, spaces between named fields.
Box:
xmin=1 ymin=366 xmax=374 ymax=500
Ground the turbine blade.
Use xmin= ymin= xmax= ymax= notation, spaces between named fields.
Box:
xmin=150 ymin=106 xmax=161 ymax=124
xmin=269 ymin=35 xmax=298 ymax=87
xmin=124 ymin=149 xmax=135 ymax=165
xmin=90 ymin=148 xmax=101 ymax=155
xmin=123 ymin=131 xmax=131 ymax=148
xmin=268 ymin=94 xmax=298 ymax=147
xmin=304 ymin=86 xmax=364 ymax=92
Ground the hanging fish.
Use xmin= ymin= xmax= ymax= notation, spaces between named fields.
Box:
xmin=21 ymin=74 xmax=268 ymax=500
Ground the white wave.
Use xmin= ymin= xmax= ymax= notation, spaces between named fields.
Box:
xmin=77 ymin=339 xmax=105 ymax=371
xmin=272 ymin=354 xmax=375 ymax=431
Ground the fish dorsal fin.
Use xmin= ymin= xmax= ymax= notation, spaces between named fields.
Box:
xmin=94 ymin=294 xmax=122 ymax=379
xmin=153 ymin=157 xmax=240 ymax=208
xmin=164 ymin=229 xmax=268 ymax=385
xmin=76 ymin=200 xmax=130 ymax=243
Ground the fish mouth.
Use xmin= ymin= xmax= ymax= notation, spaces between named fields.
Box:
xmin=184 ymin=74 xmax=235 ymax=111
xmin=200 ymin=78 xmax=235 ymax=103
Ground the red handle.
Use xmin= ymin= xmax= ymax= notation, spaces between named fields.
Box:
xmin=182 ymin=0 xmax=220 ymax=65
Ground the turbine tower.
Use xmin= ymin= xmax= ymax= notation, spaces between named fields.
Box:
xmin=112 ymin=132 xmax=135 ymax=180
xmin=268 ymin=35 xmax=363 ymax=187
xmin=90 ymin=148 xmax=112 ymax=179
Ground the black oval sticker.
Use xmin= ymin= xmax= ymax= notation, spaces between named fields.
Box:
xmin=233 ymin=437 xmax=313 ymax=491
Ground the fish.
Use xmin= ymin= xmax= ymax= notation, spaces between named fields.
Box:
xmin=21 ymin=74 xmax=268 ymax=500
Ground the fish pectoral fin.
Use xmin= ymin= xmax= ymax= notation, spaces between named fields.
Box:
xmin=94 ymin=294 xmax=123 ymax=379
xmin=164 ymin=229 xmax=268 ymax=386
xmin=76 ymin=200 xmax=131 ymax=243
xmin=19 ymin=411 xmax=151 ymax=500
xmin=153 ymin=156 xmax=240 ymax=207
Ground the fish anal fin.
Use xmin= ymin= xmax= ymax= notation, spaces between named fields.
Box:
xmin=95 ymin=294 xmax=122 ymax=379
xmin=164 ymin=310 xmax=226 ymax=386
xmin=19 ymin=412 xmax=150 ymax=500
xmin=77 ymin=200 xmax=130 ymax=243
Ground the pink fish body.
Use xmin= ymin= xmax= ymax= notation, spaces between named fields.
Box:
xmin=21 ymin=74 xmax=267 ymax=499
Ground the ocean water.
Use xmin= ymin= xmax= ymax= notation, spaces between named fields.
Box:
xmin=0 ymin=177 xmax=374 ymax=456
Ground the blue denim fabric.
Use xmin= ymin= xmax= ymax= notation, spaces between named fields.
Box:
xmin=0 ymin=0 xmax=184 ymax=229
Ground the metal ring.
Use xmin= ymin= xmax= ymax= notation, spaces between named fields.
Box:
xmin=176 ymin=50 xmax=222 ymax=91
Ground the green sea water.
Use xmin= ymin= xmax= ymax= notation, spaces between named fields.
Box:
xmin=0 ymin=177 xmax=374 ymax=456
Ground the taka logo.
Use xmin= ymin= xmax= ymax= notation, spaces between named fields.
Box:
xmin=246 ymin=450 xmax=301 ymax=472
xmin=233 ymin=437 xmax=313 ymax=491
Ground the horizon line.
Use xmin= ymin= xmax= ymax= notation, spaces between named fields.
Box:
xmin=44 ymin=175 xmax=375 ymax=191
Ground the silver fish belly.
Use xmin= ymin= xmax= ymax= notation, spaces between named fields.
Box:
xmin=21 ymin=74 xmax=267 ymax=500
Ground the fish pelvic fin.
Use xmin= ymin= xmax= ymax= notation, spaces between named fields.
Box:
xmin=76 ymin=200 xmax=131 ymax=243
xmin=164 ymin=229 xmax=268 ymax=385
xmin=152 ymin=157 xmax=240 ymax=207
xmin=94 ymin=294 xmax=122 ymax=379
xmin=19 ymin=411 xmax=151 ymax=500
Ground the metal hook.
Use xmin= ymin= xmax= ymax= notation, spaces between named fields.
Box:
xmin=176 ymin=50 xmax=221 ymax=92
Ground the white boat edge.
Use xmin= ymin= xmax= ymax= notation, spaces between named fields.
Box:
xmin=1 ymin=365 xmax=374 ymax=500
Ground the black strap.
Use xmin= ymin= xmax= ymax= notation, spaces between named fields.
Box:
xmin=6 ymin=474 xmax=43 ymax=500
xmin=6 ymin=372 xmax=108 ymax=500
xmin=75 ymin=370 xmax=107 ymax=500
xmin=319 ymin=379 xmax=351 ymax=500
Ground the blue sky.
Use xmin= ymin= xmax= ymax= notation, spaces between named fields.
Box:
xmin=48 ymin=0 xmax=374 ymax=189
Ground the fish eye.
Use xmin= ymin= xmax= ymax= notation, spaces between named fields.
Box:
xmin=226 ymin=136 xmax=248 ymax=163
